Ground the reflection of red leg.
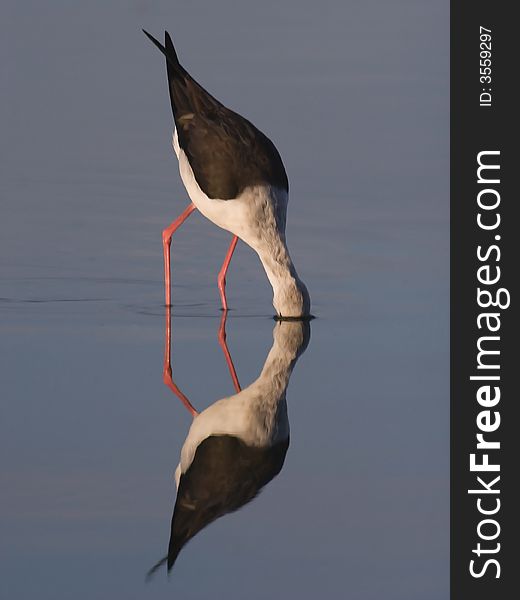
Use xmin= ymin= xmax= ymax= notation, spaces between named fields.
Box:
xmin=162 ymin=203 xmax=196 ymax=307
xmin=217 ymin=235 xmax=238 ymax=310
xmin=218 ymin=310 xmax=241 ymax=393
xmin=163 ymin=306 xmax=198 ymax=416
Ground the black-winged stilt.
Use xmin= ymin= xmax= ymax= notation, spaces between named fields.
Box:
xmin=143 ymin=30 xmax=311 ymax=318
xmin=148 ymin=310 xmax=310 ymax=575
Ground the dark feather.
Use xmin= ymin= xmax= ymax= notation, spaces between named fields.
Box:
xmin=166 ymin=434 xmax=289 ymax=571
xmin=143 ymin=30 xmax=288 ymax=199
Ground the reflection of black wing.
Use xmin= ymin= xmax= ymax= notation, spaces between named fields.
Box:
xmin=167 ymin=434 xmax=289 ymax=571
xmin=143 ymin=30 xmax=288 ymax=199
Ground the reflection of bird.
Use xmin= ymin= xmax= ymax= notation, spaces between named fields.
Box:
xmin=143 ymin=30 xmax=310 ymax=317
xmin=148 ymin=316 xmax=310 ymax=576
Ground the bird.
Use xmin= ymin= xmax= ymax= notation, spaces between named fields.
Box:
xmin=148 ymin=315 xmax=310 ymax=575
xmin=143 ymin=30 xmax=311 ymax=318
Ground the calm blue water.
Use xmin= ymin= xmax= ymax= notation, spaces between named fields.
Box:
xmin=1 ymin=1 xmax=448 ymax=598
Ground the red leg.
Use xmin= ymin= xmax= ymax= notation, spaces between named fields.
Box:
xmin=162 ymin=203 xmax=196 ymax=307
xmin=217 ymin=235 xmax=239 ymax=310
xmin=218 ymin=310 xmax=241 ymax=393
xmin=163 ymin=306 xmax=198 ymax=417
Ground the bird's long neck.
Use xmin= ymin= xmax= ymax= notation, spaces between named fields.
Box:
xmin=258 ymin=322 xmax=302 ymax=389
xmin=247 ymin=320 xmax=308 ymax=422
xmin=256 ymin=235 xmax=310 ymax=318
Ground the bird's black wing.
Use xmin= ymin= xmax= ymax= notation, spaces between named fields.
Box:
xmin=166 ymin=434 xmax=289 ymax=571
xmin=143 ymin=30 xmax=288 ymax=199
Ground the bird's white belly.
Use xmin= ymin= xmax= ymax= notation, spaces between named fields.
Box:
xmin=172 ymin=129 xmax=287 ymax=249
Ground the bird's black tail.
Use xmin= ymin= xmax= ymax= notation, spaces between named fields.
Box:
xmin=142 ymin=29 xmax=180 ymax=70
xmin=143 ymin=30 xmax=189 ymax=121
xmin=145 ymin=555 xmax=168 ymax=581
xmin=143 ymin=28 xmax=225 ymax=138
xmin=144 ymin=533 xmax=186 ymax=580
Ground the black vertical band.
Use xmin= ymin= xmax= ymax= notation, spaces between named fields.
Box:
xmin=451 ymin=3 xmax=517 ymax=598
